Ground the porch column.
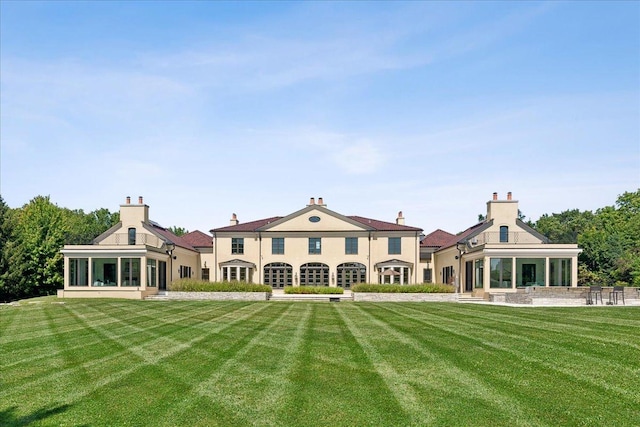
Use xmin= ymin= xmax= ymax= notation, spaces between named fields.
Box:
xmin=400 ymin=267 xmax=404 ymax=285
xmin=512 ymin=257 xmax=516 ymax=289
xmin=571 ymin=257 xmax=578 ymax=287
xmin=484 ymin=256 xmax=490 ymax=292
xmin=545 ymin=257 xmax=550 ymax=287
xmin=236 ymin=266 xmax=240 ymax=282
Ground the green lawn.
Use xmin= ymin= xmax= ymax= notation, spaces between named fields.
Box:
xmin=1 ymin=298 xmax=639 ymax=426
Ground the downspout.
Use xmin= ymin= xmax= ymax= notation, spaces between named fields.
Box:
xmin=213 ymin=231 xmax=218 ymax=282
xmin=415 ymin=231 xmax=419 ymax=285
xmin=258 ymin=232 xmax=262 ymax=284
xmin=456 ymin=243 xmax=464 ymax=293
xmin=368 ymin=232 xmax=372 ymax=283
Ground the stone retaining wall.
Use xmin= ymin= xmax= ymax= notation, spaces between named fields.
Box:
xmin=165 ymin=292 xmax=270 ymax=301
xmin=499 ymin=286 xmax=639 ymax=306
xmin=353 ymin=293 xmax=457 ymax=302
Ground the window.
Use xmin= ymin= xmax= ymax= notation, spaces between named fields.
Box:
xmin=388 ymin=237 xmax=401 ymax=255
xmin=179 ymin=265 xmax=192 ymax=279
xmin=516 ymin=259 xmax=545 ymax=286
xmin=121 ymin=258 xmax=141 ymax=286
xmin=232 ymin=238 xmax=244 ymax=254
xmin=92 ymin=258 xmax=117 ymax=286
xmin=442 ymin=266 xmax=454 ymax=285
xmin=475 ymin=260 xmax=484 ymax=288
xmin=309 ymin=238 xmax=321 ymax=254
xmin=69 ymin=258 xmax=89 ymax=286
xmin=423 ymin=268 xmax=432 ymax=283
xmin=490 ymin=258 xmax=512 ymax=288
xmin=201 ymin=268 xmax=210 ymax=281
xmin=128 ymin=228 xmax=136 ymax=245
xmin=146 ymin=259 xmax=157 ymax=287
xmin=272 ymin=238 xmax=284 ymax=255
xmin=499 ymin=226 xmax=509 ymax=243
xmin=345 ymin=237 xmax=358 ymax=254
xmin=550 ymin=258 xmax=572 ymax=286
xmin=264 ymin=263 xmax=292 ymax=288
xmin=337 ymin=263 xmax=366 ymax=288
xmin=300 ymin=263 xmax=329 ymax=286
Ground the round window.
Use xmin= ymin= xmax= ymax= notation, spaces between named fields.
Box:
xmin=309 ymin=216 xmax=321 ymax=223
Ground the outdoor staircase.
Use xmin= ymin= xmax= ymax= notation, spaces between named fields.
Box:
xmin=456 ymin=294 xmax=486 ymax=303
xmin=145 ymin=291 xmax=169 ymax=301
xmin=269 ymin=292 xmax=353 ymax=302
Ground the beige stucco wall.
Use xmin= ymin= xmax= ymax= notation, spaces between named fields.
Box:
xmin=213 ymin=206 xmax=421 ymax=285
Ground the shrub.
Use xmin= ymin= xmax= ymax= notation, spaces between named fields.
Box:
xmin=284 ymin=286 xmax=344 ymax=294
xmin=169 ymin=279 xmax=271 ymax=292
xmin=351 ymin=283 xmax=454 ymax=293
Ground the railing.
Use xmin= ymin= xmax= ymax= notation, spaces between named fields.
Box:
xmin=472 ymin=231 xmax=541 ymax=245
xmin=99 ymin=233 xmax=164 ymax=248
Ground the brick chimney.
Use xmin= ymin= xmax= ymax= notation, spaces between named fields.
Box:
xmin=317 ymin=197 xmax=325 ymax=206
xmin=138 ymin=196 xmax=144 ymax=205
xmin=309 ymin=197 xmax=315 ymax=206
xmin=493 ymin=192 xmax=498 ymax=201
xmin=507 ymin=192 xmax=512 ymax=201
xmin=126 ymin=196 xmax=131 ymax=205
xmin=396 ymin=211 xmax=405 ymax=225
xmin=230 ymin=213 xmax=239 ymax=226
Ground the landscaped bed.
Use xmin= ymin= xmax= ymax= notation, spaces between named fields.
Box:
xmin=352 ymin=283 xmax=457 ymax=302
xmin=2 ymin=298 xmax=638 ymax=426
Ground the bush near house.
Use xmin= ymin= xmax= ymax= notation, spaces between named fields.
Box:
xmin=169 ymin=279 xmax=271 ymax=292
xmin=351 ymin=283 xmax=454 ymax=293
xmin=284 ymin=285 xmax=344 ymax=294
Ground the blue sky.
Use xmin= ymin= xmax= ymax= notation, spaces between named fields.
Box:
xmin=1 ymin=1 xmax=638 ymax=234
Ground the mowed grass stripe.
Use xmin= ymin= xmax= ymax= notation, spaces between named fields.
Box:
xmin=433 ymin=304 xmax=640 ymax=352
xmin=0 ymin=302 xmax=271 ymax=410
xmin=275 ymin=304 xmax=409 ymax=426
xmin=161 ymin=303 xmax=311 ymax=427
xmin=62 ymin=302 xmax=291 ymax=427
xmin=2 ymin=300 xmax=639 ymax=427
xmin=1 ymin=300 xmax=234 ymax=390
xmin=343 ymin=303 xmax=546 ymax=426
xmin=375 ymin=303 xmax=640 ymax=400
xmin=365 ymin=303 xmax=640 ymax=425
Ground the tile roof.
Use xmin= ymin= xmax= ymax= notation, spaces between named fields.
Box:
xmin=148 ymin=223 xmax=197 ymax=252
xmin=348 ymin=216 xmax=422 ymax=232
xmin=181 ymin=230 xmax=213 ymax=247
xmin=211 ymin=217 xmax=283 ymax=233
xmin=211 ymin=214 xmax=421 ymax=232
xmin=437 ymin=221 xmax=490 ymax=250
xmin=421 ymin=229 xmax=456 ymax=247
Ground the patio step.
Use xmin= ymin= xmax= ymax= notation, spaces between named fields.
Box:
xmin=269 ymin=293 xmax=352 ymax=302
xmin=457 ymin=295 xmax=485 ymax=303
xmin=145 ymin=291 xmax=169 ymax=301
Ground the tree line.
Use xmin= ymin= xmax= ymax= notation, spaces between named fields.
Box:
xmin=1 ymin=190 xmax=638 ymax=302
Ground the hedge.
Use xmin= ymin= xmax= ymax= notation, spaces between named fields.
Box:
xmin=169 ymin=279 xmax=271 ymax=292
xmin=284 ymin=286 xmax=344 ymax=294
xmin=351 ymin=283 xmax=455 ymax=293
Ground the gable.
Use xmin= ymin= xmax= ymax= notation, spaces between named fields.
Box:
xmin=259 ymin=206 xmax=372 ymax=232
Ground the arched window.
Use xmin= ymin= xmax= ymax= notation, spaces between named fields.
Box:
xmin=499 ymin=226 xmax=509 ymax=243
xmin=263 ymin=263 xmax=292 ymax=288
xmin=337 ymin=263 xmax=366 ymax=288
xmin=128 ymin=228 xmax=136 ymax=245
xmin=300 ymin=263 xmax=329 ymax=286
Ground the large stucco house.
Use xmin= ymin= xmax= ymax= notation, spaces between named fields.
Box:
xmin=59 ymin=193 xmax=581 ymax=299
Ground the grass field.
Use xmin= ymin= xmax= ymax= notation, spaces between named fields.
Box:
xmin=1 ymin=298 xmax=639 ymax=426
